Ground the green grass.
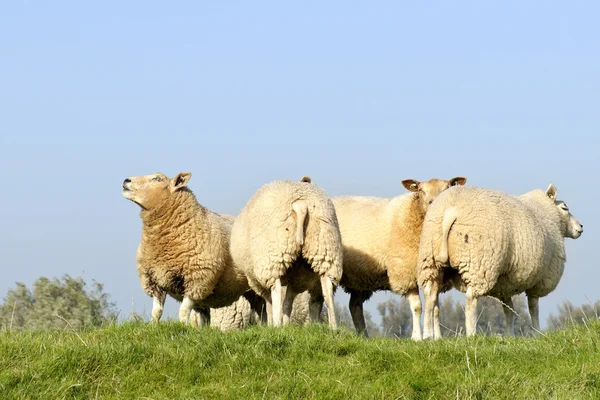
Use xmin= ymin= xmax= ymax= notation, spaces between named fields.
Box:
xmin=1 ymin=322 xmax=599 ymax=400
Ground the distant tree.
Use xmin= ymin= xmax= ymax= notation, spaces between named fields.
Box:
xmin=547 ymin=300 xmax=600 ymax=330
xmin=438 ymin=295 xmax=532 ymax=337
xmin=377 ymin=297 xmax=411 ymax=338
xmin=0 ymin=275 xmax=118 ymax=330
xmin=376 ymin=294 xmax=533 ymax=338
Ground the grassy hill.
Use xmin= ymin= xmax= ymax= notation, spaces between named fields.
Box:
xmin=1 ymin=321 xmax=599 ymax=399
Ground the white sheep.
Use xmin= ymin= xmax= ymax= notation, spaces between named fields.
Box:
xmin=122 ymin=172 xmax=262 ymax=325
xmin=230 ymin=179 xmax=343 ymax=328
xmin=417 ymin=184 xmax=584 ymax=339
xmin=332 ymin=177 xmax=467 ymax=339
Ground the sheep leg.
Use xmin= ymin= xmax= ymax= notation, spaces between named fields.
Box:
xmin=151 ymin=291 xmax=166 ymax=323
xmin=423 ymin=280 xmax=440 ymax=339
xmin=320 ymin=276 xmax=337 ymax=329
xmin=271 ymin=278 xmax=283 ymax=327
xmin=282 ymin=286 xmax=297 ymax=325
xmin=308 ymin=288 xmax=324 ymax=323
xmin=245 ymin=292 xmax=268 ymax=324
xmin=349 ymin=291 xmax=368 ymax=337
xmin=265 ymin=300 xmax=273 ymax=325
xmin=433 ymin=301 xmax=441 ymax=339
xmin=406 ymin=288 xmax=423 ymax=341
xmin=528 ymin=294 xmax=540 ymax=332
xmin=501 ymin=296 xmax=515 ymax=336
xmin=196 ymin=307 xmax=211 ymax=327
xmin=189 ymin=310 xmax=200 ymax=327
xmin=179 ymin=297 xmax=194 ymax=325
xmin=465 ymin=287 xmax=479 ymax=337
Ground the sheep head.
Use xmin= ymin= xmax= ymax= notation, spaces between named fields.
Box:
xmin=546 ymin=184 xmax=584 ymax=239
xmin=122 ymin=172 xmax=192 ymax=210
xmin=402 ymin=176 xmax=467 ymax=212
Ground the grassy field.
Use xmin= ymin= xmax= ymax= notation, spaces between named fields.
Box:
xmin=1 ymin=321 xmax=599 ymax=400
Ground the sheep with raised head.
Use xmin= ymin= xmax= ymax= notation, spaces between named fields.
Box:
xmin=331 ymin=177 xmax=467 ymax=339
xmin=122 ymin=172 xmax=261 ymax=325
xmin=417 ymin=184 xmax=583 ymax=339
xmin=230 ymin=179 xmax=343 ymax=328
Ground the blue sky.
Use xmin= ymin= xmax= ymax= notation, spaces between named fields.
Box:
xmin=0 ymin=1 xmax=597 ymax=328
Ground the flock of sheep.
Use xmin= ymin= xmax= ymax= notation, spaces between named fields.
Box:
xmin=122 ymin=172 xmax=583 ymax=339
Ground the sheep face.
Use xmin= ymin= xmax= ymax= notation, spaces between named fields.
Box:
xmin=546 ymin=184 xmax=584 ymax=239
xmin=122 ymin=172 xmax=192 ymax=210
xmin=402 ymin=177 xmax=467 ymax=212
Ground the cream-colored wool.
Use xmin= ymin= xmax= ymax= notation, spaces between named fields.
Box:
xmin=230 ymin=179 xmax=343 ymax=328
xmin=123 ymin=172 xmax=258 ymax=324
xmin=332 ymin=177 xmax=467 ymax=339
xmin=417 ymin=184 xmax=583 ymax=339
xmin=190 ymin=289 xmax=322 ymax=331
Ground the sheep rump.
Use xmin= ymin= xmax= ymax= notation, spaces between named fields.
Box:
xmin=230 ymin=180 xmax=343 ymax=328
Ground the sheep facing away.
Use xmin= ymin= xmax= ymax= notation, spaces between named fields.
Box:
xmin=417 ymin=184 xmax=583 ymax=339
xmin=230 ymin=179 xmax=343 ymax=328
xmin=122 ymin=172 xmax=262 ymax=325
xmin=331 ymin=177 xmax=467 ymax=339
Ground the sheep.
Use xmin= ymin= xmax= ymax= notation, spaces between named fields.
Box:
xmin=331 ymin=177 xmax=467 ymax=339
xmin=188 ymin=291 xmax=266 ymax=331
xmin=230 ymin=179 xmax=343 ymax=328
xmin=122 ymin=172 xmax=262 ymax=325
xmin=417 ymin=184 xmax=584 ymax=339
xmin=189 ymin=289 xmax=322 ymax=331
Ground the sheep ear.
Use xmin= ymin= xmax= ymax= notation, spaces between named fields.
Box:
xmin=172 ymin=172 xmax=192 ymax=191
xmin=402 ymin=179 xmax=420 ymax=193
xmin=300 ymin=176 xmax=312 ymax=183
xmin=546 ymin=184 xmax=558 ymax=201
xmin=450 ymin=177 xmax=467 ymax=186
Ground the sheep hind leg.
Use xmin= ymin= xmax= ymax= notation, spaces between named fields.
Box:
xmin=501 ymin=296 xmax=515 ymax=336
xmin=433 ymin=301 xmax=441 ymax=339
xmin=465 ymin=287 xmax=479 ymax=337
xmin=527 ymin=294 xmax=540 ymax=333
xmin=423 ymin=280 xmax=440 ymax=340
xmin=271 ymin=278 xmax=283 ymax=327
xmin=197 ymin=307 xmax=211 ymax=327
xmin=308 ymin=286 xmax=324 ymax=323
xmin=282 ymin=286 xmax=297 ymax=325
xmin=406 ymin=288 xmax=423 ymax=341
xmin=320 ymin=276 xmax=337 ymax=329
xmin=349 ymin=291 xmax=369 ymax=337
xmin=179 ymin=297 xmax=194 ymax=325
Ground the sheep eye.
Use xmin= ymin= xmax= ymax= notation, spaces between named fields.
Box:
xmin=152 ymin=176 xmax=162 ymax=182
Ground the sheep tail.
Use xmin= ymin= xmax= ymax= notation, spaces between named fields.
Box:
xmin=438 ymin=207 xmax=458 ymax=265
xmin=292 ymin=200 xmax=308 ymax=246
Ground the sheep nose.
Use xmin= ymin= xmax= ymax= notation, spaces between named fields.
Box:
xmin=123 ymin=178 xmax=131 ymax=188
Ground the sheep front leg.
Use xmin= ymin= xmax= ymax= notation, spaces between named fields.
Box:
xmin=179 ymin=297 xmax=194 ymax=325
xmin=271 ymin=278 xmax=283 ymax=327
xmin=349 ymin=291 xmax=368 ymax=336
xmin=406 ymin=288 xmax=423 ymax=341
xmin=423 ymin=280 xmax=439 ymax=340
xmin=465 ymin=287 xmax=478 ymax=337
xmin=501 ymin=296 xmax=515 ymax=336
xmin=151 ymin=291 xmax=166 ymax=323
xmin=528 ymin=294 xmax=540 ymax=332
xmin=320 ymin=276 xmax=337 ymax=329
xmin=282 ymin=286 xmax=297 ymax=325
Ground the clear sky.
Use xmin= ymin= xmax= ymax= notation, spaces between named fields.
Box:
xmin=0 ymin=1 xmax=597 ymax=328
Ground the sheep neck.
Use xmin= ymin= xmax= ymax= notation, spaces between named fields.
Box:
xmin=140 ymin=189 xmax=205 ymax=235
